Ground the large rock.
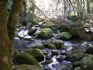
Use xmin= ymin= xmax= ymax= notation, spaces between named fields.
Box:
xmin=52 ymin=40 xmax=64 ymax=49
xmin=26 ymin=48 xmax=44 ymax=62
xmin=12 ymin=64 xmax=41 ymax=70
xmin=47 ymin=44 xmax=56 ymax=49
xmin=81 ymin=54 xmax=93 ymax=70
xmin=13 ymin=52 xmax=40 ymax=66
xmin=38 ymin=28 xmax=53 ymax=39
xmin=59 ymin=32 xmax=72 ymax=40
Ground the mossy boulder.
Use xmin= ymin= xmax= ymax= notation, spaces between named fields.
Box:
xmin=81 ymin=54 xmax=93 ymax=70
xmin=38 ymin=28 xmax=53 ymax=39
xmin=12 ymin=64 xmax=41 ymax=70
xmin=26 ymin=48 xmax=44 ymax=62
xmin=47 ymin=43 xmax=56 ymax=49
xmin=59 ymin=32 xmax=72 ymax=40
xmin=52 ymin=40 xmax=64 ymax=49
xmin=28 ymin=28 xmax=37 ymax=35
xmin=13 ymin=52 xmax=40 ymax=66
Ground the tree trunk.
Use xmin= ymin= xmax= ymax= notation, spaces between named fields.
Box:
xmin=0 ymin=0 xmax=11 ymax=70
xmin=87 ymin=0 xmax=90 ymax=14
xmin=8 ymin=0 xmax=22 ymax=41
xmin=7 ymin=0 xmax=22 ymax=68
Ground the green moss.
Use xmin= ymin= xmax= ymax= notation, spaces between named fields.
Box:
xmin=60 ymin=32 xmax=72 ymax=40
xmin=38 ymin=28 xmax=53 ymax=39
xmin=52 ymin=40 xmax=64 ymax=49
xmin=26 ymin=48 xmax=44 ymax=62
xmin=12 ymin=64 xmax=41 ymax=70
xmin=14 ymin=52 xmax=40 ymax=66
xmin=81 ymin=54 xmax=93 ymax=70
xmin=47 ymin=44 xmax=56 ymax=49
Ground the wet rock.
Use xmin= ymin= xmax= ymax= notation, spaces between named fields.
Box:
xmin=26 ymin=48 xmax=44 ymax=62
xmin=41 ymin=60 xmax=53 ymax=65
xmin=56 ymin=55 xmax=66 ymax=62
xmin=42 ymin=39 xmax=52 ymax=46
xmin=45 ymin=53 xmax=52 ymax=60
xmin=14 ymin=38 xmax=30 ymax=51
xmin=85 ymin=45 xmax=93 ymax=55
xmin=42 ymin=65 xmax=51 ymax=70
xmin=74 ymin=67 xmax=81 ymax=70
xmin=37 ymin=28 xmax=53 ymax=39
xmin=52 ymin=33 xmax=60 ymax=39
xmin=52 ymin=40 xmax=64 ymax=49
xmin=51 ymin=50 xmax=59 ymax=56
xmin=73 ymin=61 xmax=80 ymax=68
xmin=81 ymin=54 xmax=93 ymax=70
xmin=60 ymin=50 xmax=66 ymax=55
xmin=59 ymin=32 xmax=72 ymax=40
xmin=28 ymin=40 xmax=44 ymax=49
xmin=61 ymin=61 xmax=72 ymax=70
xmin=70 ymin=47 xmax=84 ymax=62
xmin=13 ymin=52 xmax=40 ymax=66
xmin=12 ymin=64 xmax=41 ymax=70
xmin=28 ymin=28 xmax=37 ymax=36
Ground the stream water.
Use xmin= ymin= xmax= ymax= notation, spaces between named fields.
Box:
xmin=15 ymin=24 xmax=93 ymax=70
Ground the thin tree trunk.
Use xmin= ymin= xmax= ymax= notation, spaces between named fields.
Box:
xmin=0 ymin=0 xmax=11 ymax=70
xmin=7 ymin=0 xmax=22 ymax=69
xmin=86 ymin=0 xmax=90 ymax=14
xmin=8 ymin=0 xmax=22 ymax=41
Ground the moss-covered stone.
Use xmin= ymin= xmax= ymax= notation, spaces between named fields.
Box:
xmin=13 ymin=52 xmax=40 ymax=66
xmin=60 ymin=32 xmax=72 ymax=40
xmin=38 ymin=28 xmax=53 ymax=39
xmin=12 ymin=64 xmax=41 ymax=70
xmin=47 ymin=44 xmax=56 ymax=49
xmin=81 ymin=54 xmax=93 ymax=70
xmin=52 ymin=40 xmax=64 ymax=49
xmin=26 ymin=48 xmax=44 ymax=62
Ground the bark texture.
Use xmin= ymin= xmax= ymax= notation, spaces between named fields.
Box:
xmin=0 ymin=0 xmax=22 ymax=70
xmin=0 ymin=0 xmax=11 ymax=70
